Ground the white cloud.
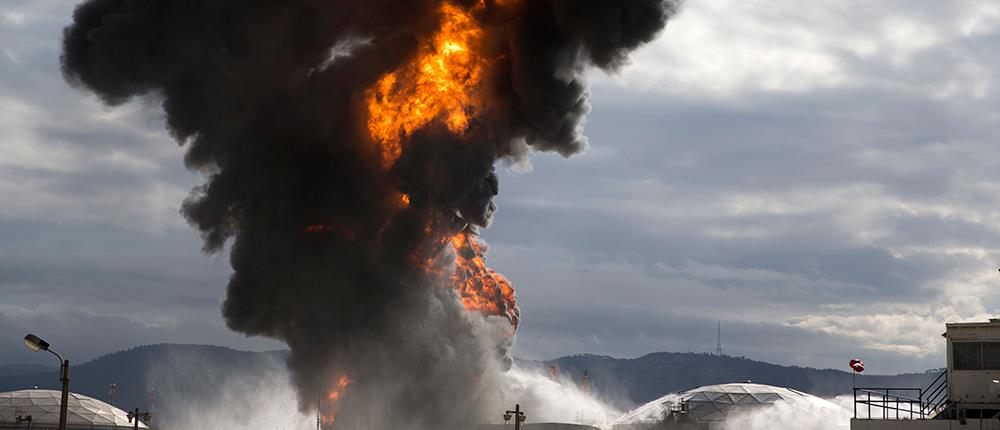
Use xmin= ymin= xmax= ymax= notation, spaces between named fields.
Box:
xmin=592 ymin=0 xmax=849 ymax=96
xmin=0 ymin=11 xmax=192 ymax=232
xmin=593 ymin=0 xmax=999 ymax=102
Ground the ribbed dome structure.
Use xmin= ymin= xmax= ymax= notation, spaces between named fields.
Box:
xmin=613 ymin=382 xmax=839 ymax=426
xmin=0 ymin=389 xmax=148 ymax=429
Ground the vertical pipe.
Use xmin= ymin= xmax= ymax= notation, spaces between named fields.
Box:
xmin=58 ymin=360 xmax=69 ymax=430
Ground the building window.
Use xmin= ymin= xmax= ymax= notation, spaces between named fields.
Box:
xmin=954 ymin=342 xmax=983 ymax=370
xmin=983 ymin=342 xmax=1000 ymax=370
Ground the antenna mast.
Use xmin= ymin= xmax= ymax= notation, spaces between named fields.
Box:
xmin=716 ymin=321 xmax=722 ymax=356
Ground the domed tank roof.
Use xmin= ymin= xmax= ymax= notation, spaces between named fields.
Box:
xmin=613 ymin=382 xmax=836 ymax=425
xmin=0 ymin=389 xmax=149 ymax=429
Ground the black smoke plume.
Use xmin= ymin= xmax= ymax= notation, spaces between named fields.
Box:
xmin=61 ymin=0 xmax=677 ymax=427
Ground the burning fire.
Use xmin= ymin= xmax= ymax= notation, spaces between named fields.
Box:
xmin=451 ymin=229 xmax=519 ymax=327
xmin=61 ymin=0 xmax=673 ymax=425
xmin=321 ymin=375 xmax=351 ymax=426
xmin=365 ymin=2 xmax=489 ymax=168
xmin=328 ymin=374 xmax=351 ymax=400
xmin=363 ymin=1 xmax=519 ymax=327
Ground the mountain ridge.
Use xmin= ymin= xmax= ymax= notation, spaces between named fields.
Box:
xmin=1 ymin=344 xmax=942 ymax=410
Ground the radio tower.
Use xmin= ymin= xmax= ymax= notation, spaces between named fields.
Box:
xmin=716 ymin=321 xmax=722 ymax=356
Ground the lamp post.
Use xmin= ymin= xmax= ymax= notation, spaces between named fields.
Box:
xmin=127 ymin=408 xmax=151 ymax=430
xmin=15 ymin=413 xmax=33 ymax=430
xmin=23 ymin=334 xmax=69 ymax=430
xmin=504 ymin=404 xmax=526 ymax=430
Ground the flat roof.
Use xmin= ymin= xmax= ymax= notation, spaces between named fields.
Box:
xmin=945 ymin=319 xmax=1000 ymax=329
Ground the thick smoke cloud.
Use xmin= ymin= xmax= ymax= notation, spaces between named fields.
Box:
xmin=60 ymin=0 xmax=675 ymax=427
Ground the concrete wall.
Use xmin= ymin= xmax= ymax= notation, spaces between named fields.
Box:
xmin=852 ymin=418 xmax=1000 ymax=430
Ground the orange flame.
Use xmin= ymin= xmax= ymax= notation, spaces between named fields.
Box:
xmin=451 ymin=230 xmax=519 ymax=327
xmin=321 ymin=375 xmax=351 ymax=426
xmin=365 ymin=2 xmax=488 ymax=168
xmin=362 ymin=0 xmax=519 ymax=327
xmin=327 ymin=374 xmax=351 ymax=400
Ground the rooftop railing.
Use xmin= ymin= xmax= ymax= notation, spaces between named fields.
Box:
xmin=853 ymin=370 xmax=948 ymax=420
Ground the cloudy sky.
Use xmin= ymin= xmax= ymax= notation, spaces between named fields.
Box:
xmin=3 ymin=0 xmax=1000 ymax=374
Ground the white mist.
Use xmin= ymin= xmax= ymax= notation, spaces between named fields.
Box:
xmin=494 ymin=366 xmax=622 ymax=427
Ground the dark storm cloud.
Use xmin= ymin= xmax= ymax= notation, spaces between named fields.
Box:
xmin=0 ymin=222 xmax=225 ymax=311
xmin=581 ymin=87 xmax=996 ymax=198
xmin=0 ymin=220 xmax=283 ymax=365
xmin=486 ymin=192 xmax=947 ymax=306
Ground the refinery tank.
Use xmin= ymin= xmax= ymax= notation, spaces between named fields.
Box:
xmin=0 ymin=389 xmax=149 ymax=429
xmin=612 ymin=382 xmax=845 ymax=429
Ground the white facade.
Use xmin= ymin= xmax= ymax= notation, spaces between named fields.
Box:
xmin=0 ymin=389 xmax=148 ymax=429
xmin=945 ymin=320 xmax=1000 ymax=407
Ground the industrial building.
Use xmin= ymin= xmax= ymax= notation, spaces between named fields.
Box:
xmin=0 ymin=389 xmax=148 ymax=429
xmin=851 ymin=319 xmax=1000 ymax=429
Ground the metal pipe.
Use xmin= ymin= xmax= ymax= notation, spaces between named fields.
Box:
xmin=46 ymin=350 xmax=68 ymax=430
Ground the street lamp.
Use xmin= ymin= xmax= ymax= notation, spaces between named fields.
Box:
xmin=127 ymin=408 xmax=151 ymax=430
xmin=23 ymin=334 xmax=69 ymax=430
xmin=15 ymin=413 xmax=33 ymax=430
xmin=504 ymin=404 xmax=526 ymax=430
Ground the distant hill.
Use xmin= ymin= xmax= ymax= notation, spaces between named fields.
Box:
xmin=0 ymin=344 xmax=287 ymax=411
xmin=0 ymin=345 xmax=942 ymax=411
xmin=540 ymin=352 xmax=943 ymax=406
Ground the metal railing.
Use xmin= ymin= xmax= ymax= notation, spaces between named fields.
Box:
xmin=854 ymin=387 xmax=924 ymax=419
xmin=853 ymin=370 xmax=949 ymax=420
xmin=922 ymin=370 xmax=948 ymax=417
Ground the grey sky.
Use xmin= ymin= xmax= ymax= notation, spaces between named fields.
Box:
xmin=2 ymin=0 xmax=999 ymax=374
